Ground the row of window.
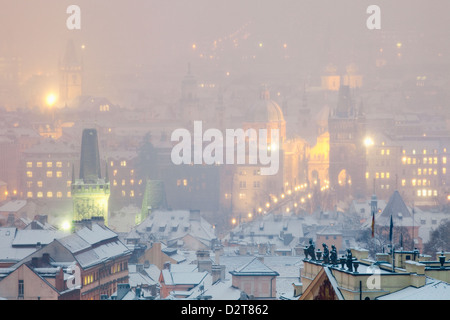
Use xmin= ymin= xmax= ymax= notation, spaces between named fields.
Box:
xmin=27 ymin=191 xmax=70 ymax=198
xmin=367 ymin=168 xmax=446 ymax=180
xmin=26 ymin=171 xmax=67 ymax=178
xmin=112 ymin=179 xmax=141 ymax=186
xmin=402 ymin=157 xmax=446 ymax=165
xmin=26 ymin=161 xmax=69 ymax=168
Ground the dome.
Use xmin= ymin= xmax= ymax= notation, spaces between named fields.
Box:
xmin=246 ymin=89 xmax=285 ymax=123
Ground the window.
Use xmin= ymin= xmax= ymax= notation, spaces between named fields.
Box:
xmin=130 ymin=190 xmax=135 ymax=197
xmin=37 ymin=192 xmax=43 ymax=198
xmin=443 ymin=157 xmax=447 ymax=164
xmin=239 ymin=181 xmax=246 ymax=189
xmin=253 ymin=181 xmax=260 ymax=188
xmin=67 ymin=181 xmax=71 ymax=187
xmin=26 ymin=162 xmax=33 ymax=168
xmin=47 ymin=192 xmax=53 ymax=198
xmin=27 ymin=192 xmax=33 ymax=198
xmin=47 ymin=162 xmax=52 ymax=168
xmin=26 ymin=171 xmax=32 ymax=178
xmin=67 ymin=191 xmax=71 ymax=197
xmin=56 ymin=171 xmax=62 ymax=178
xmin=37 ymin=181 xmax=43 ymax=188
xmin=120 ymin=160 xmax=127 ymax=167
xmin=56 ymin=162 xmax=62 ymax=168
xmin=37 ymin=162 xmax=42 ymax=168
xmin=56 ymin=192 xmax=62 ymax=198
xmin=18 ymin=280 xmax=24 ymax=297
xmin=47 ymin=171 xmax=53 ymax=178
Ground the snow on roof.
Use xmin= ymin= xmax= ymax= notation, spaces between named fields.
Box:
xmin=162 ymin=269 xmax=208 ymax=286
xmin=0 ymin=228 xmax=35 ymax=262
xmin=377 ymin=277 xmax=450 ymax=300
xmin=0 ymin=200 xmax=27 ymax=212
xmin=75 ymin=224 xmax=117 ymax=245
xmin=75 ymin=240 xmax=131 ymax=269
xmin=12 ymin=230 xmax=67 ymax=246
xmin=230 ymin=257 xmax=279 ymax=276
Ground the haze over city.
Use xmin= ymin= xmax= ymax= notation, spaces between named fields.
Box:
xmin=0 ymin=0 xmax=450 ymax=302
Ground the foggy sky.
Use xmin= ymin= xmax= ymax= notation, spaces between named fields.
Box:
xmin=1 ymin=0 xmax=449 ymax=96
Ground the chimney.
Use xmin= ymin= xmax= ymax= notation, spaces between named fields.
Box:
xmin=197 ymin=250 xmax=212 ymax=273
xmin=211 ymin=264 xmax=225 ymax=283
xmin=189 ymin=210 xmax=201 ymax=221
xmin=136 ymin=264 xmax=144 ymax=273
xmin=163 ymin=262 xmax=171 ymax=270
xmin=42 ymin=253 xmax=50 ymax=264
xmin=31 ymin=257 xmax=39 ymax=267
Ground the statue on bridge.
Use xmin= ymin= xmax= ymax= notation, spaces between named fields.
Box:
xmin=304 ymin=239 xmax=316 ymax=260
xmin=322 ymin=243 xmax=330 ymax=264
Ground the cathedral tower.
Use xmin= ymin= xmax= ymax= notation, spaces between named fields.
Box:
xmin=59 ymin=39 xmax=82 ymax=104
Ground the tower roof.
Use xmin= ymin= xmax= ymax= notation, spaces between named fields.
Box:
xmin=246 ymin=87 xmax=285 ymax=123
xmin=79 ymin=129 xmax=102 ymax=183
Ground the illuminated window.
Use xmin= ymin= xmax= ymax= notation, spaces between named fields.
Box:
xmin=443 ymin=157 xmax=447 ymax=164
xmin=67 ymin=181 xmax=71 ymax=187
xmin=121 ymin=180 xmax=125 ymax=186
xmin=423 ymin=179 xmax=427 ymax=186
xmin=130 ymin=169 xmax=134 ymax=176
xmin=412 ymin=179 xmax=416 ymax=186
xmin=56 ymin=192 xmax=62 ymax=198
xmin=121 ymin=190 xmax=126 ymax=197
xmin=386 ymin=172 xmax=390 ymax=179
xmin=120 ymin=161 xmax=126 ymax=167
xmin=37 ymin=192 xmax=43 ymax=198
xmin=381 ymin=149 xmax=385 ymax=155
xmin=412 ymin=158 xmax=416 ymax=165
xmin=424 ymin=158 xmax=428 ymax=164
xmin=381 ymin=172 xmax=385 ymax=179
xmin=130 ymin=190 xmax=134 ymax=197
xmin=27 ymin=171 xmax=32 ymax=178
xmin=443 ymin=168 xmax=447 ymax=174
xmin=113 ymin=170 xmax=117 ymax=177
xmin=239 ymin=193 xmax=246 ymax=199
xmin=402 ymin=157 xmax=407 ymax=164
xmin=418 ymin=169 xmax=422 ymax=175
xmin=56 ymin=162 xmax=62 ymax=168
xmin=375 ymin=172 xmax=379 ymax=179
xmin=47 ymin=162 xmax=52 ymax=168
xmin=365 ymin=172 xmax=369 ymax=179
xmin=47 ymin=171 xmax=53 ymax=178
xmin=113 ymin=180 xmax=117 ymax=186
xmin=183 ymin=179 xmax=188 ymax=186
xmin=56 ymin=171 xmax=62 ymax=178
xmin=67 ymin=191 xmax=71 ymax=197
xmin=418 ymin=180 xmax=422 ymax=186
xmin=412 ymin=150 xmax=416 ymax=155
xmin=37 ymin=162 xmax=42 ymax=168
xmin=110 ymin=161 xmax=114 ymax=167
xmin=130 ymin=179 xmax=134 ymax=185
xmin=434 ymin=157 xmax=438 ymax=164
xmin=26 ymin=162 xmax=33 ymax=168
xmin=434 ymin=169 xmax=437 ymax=175
xmin=386 ymin=149 xmax=390 ymax=155
xmin=401 ymin=179 xmax=406 ymax=186
xmin=27 ymin=192 xmax=33 ymax=198
xmin=417 ymin=190 xmax=421 ymax=196
xmin=423 ymin=149 xmax=427 ymax=155
xmin=428 ymin=189 xmax=432 ymax=196
xmin=407 ymin=158 xmax=411 ymax=165
xmin=433 ymin=190 xmax=438 ymax=196
xmin=47 ymin=191 xmax=53 ymax=198
xmin=423 ymin=168 xmax=427 ymax=175
xmin=37 ymin=181 xmax=43 ymax=188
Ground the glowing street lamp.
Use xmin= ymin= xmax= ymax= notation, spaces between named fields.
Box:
xmin=364 ymin=137 xmax=374 ymax=147
xmin=46 ymin=93 xmax=57 ymax=107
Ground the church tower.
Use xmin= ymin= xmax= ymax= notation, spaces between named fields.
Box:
xmin=72 ymin=129 xmax=110 ymax=225
xmin=59 ymin=39 xmax=82 ymax=104
xmin=328 ymin=85 xmax=366 ymax=200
